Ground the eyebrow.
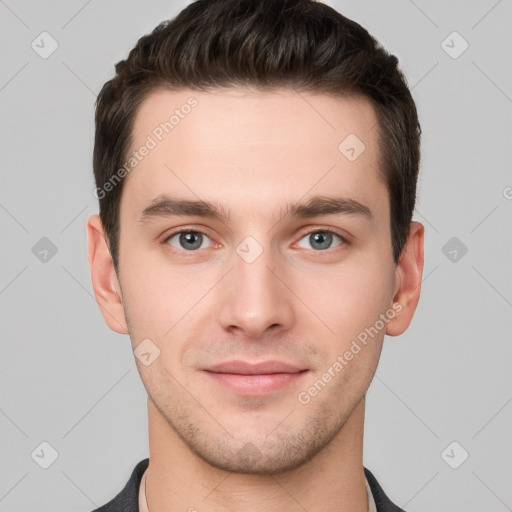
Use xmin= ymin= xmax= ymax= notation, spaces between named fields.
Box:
xmin=138 ymin=194 xmax=373 ymax=225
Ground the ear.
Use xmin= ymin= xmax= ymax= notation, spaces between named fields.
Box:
xmin=86 ymin=214 xmax=129 ymax=334
xmin=386 ymin=221 xmax=424 ymax=336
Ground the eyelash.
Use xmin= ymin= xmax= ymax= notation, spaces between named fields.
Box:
xmin=162 ymin=228 xmax=347 ymax=254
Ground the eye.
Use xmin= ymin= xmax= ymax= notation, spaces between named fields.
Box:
xmin=164 ymin=230 xmax=214 ymax=251
xmin=296 ymin=229 xmax=345 ymax=251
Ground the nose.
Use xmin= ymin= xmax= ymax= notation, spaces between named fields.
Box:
xmin=216 ymin=240 xmax=295 ymax=339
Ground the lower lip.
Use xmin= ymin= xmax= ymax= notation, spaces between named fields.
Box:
xmin=203 ymin=371 xmax=308 ymax=395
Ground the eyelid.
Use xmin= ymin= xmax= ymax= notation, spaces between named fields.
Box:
xmin=296 ymin=225 xmax=348 ymax=240
xmin=163 ymin=227 xmax=206 ymax=241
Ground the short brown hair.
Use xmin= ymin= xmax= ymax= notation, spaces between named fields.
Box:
xmin=93 ymin=0 xmax=421 ymax=271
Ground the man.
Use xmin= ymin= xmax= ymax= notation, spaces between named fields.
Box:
xmin=87 ymin=0 xmax=424 ymax=510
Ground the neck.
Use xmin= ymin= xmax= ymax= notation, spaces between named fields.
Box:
xmin=145 ymin=397 xmax=368 ymax=512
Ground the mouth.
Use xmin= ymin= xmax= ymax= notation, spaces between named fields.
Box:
xmin=201 ymin=360 xmax=309 ymax=396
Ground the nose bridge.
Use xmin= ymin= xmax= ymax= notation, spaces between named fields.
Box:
xmin=217 ymin=232 xmax=294 ymax=336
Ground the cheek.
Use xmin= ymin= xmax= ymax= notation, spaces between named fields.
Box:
xmin=119 ymin=253 xmax=175 ymax=341
xmin=119 ymin=249 xmax=218 ymax=359
xmin=317 ymin=258 xmax=394 ymax=342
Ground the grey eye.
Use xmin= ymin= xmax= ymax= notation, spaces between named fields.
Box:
xmin=296 ymin=231 xmax=342 ymax=251
xmin=167 ymin=231 xmax=212 ymax=251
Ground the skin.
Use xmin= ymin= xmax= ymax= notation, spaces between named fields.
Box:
xmin=87 ymin=87 xmax=424 ymax=512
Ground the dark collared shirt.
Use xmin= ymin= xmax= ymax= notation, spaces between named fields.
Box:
xmin=91 ymin=458 xmax=406 ymax=512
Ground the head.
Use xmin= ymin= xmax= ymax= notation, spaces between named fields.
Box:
xmin=88 ymin=0 xmax=424 ymax=475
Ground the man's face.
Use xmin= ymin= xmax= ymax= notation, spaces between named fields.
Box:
xmin=114 ymin=87 xmax=398 ymax=473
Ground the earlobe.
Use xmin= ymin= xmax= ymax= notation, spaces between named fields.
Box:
xmin=86 ymin=214 xmax=129 ymax=334
xmin=386 ymin=221 xmax=424 ymax=337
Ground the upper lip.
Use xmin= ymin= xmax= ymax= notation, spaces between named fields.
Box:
xmin=203 ymin=360 xmax=306 ymax=375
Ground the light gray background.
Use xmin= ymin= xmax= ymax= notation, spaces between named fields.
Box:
xmin=1 ymin=1 xmax=511 ymax=511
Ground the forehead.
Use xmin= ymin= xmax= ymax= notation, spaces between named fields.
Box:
xmin=131 ymin=86 xmax=379 ymax=153
xmin=122 ymin=86 xmax=386 ymax=221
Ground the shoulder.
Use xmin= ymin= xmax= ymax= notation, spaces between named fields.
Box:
xmin=364 ymin=467 xmax=407 ymax=512
xmin=90 ymin=458 xmax=149 ymax=512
